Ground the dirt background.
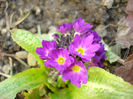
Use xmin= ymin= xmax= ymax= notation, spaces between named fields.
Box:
xmin=0 ymin=0 xmax=129 ymax=91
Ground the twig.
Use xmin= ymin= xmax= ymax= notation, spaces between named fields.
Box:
xmin=9 ymin=57 xmax=13 ymax=75
xmin=117 ymin=58 xmax=125 ymax=65
xmin=4 ymin=1 xmax=10 ymax=31
xmin=9 ymin=12 xmax=14 ymax=26
xmin=0 ymin=72 xmax=11 ymax=78
xmin=123 ymin=49 xmax=130 ymax=59
xmin=37 ymin=25 xmax=41 ymax=35
xmin=14 ymin=56 xmax=29 ymax=67
xmin=10 ymin=12 xmax=30 ymax=28
xmin=0 ymin=51 xmax=29 ymax=67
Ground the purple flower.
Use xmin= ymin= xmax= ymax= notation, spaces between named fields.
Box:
xmin=69 ymin=34 xmax=100 ymax=62
xmin=92 ymin=43 xmax=106 ymax=68
xmin=73 ymin=18 xmax=93 ymax=34
xmin=36 ymin=18 xmax=107 ymax=88
xmin=92 ymin=31 xmax=101 ymax=43
xmin=62 ymin=60 xmax=88 ymax=88
xmin=36 ymin=40 xmax=57 ymax=59
xmin=44 ymin=48 xmax=74 ymax=71
xmin=56 ymin=22 xmax=73 ymax=34
xmin=84 ymin=30 xmax=101 ymax=43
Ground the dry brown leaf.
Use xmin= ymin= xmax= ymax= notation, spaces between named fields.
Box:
xmin=115 ymin=0 xmax=133 ymax=48
xmin=126 ymin=0 xmax=133 ymax=14
xmin=115 ymin=53 xmax=133 ymax=84
xmin=125 ymin=0 xmax=133 ymax=32
xmin=115 ymin=18 xmax=131 ymax=48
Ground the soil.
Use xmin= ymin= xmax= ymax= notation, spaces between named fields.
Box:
xmin=0 ymin=0 xmax=130 ymax=98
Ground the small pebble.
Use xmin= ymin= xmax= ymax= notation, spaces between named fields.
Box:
xmin=30 ymin=28 xmax=36 ymax=33
xmin=102 ymin=0 xmax=114 ymax=8
xmin=1 ymin=28 xmax=7 ymax=35
xmin=48 ymin=26 xmax=56 ymax=34
xmin=95 ymin=25 xmax=107 ymax=37
xmin=2 ymin=64 xmax=11 ymax=74
xmin=35 ymin=6 xmax=41 ymax=15
xmin=15 ymin=51 xmax=28 ymax=59
xmin=27 ymin=53 xmax=37 ymax=66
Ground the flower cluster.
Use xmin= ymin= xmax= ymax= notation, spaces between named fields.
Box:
xmin=36 ymin=18 xmax=106 ymax=88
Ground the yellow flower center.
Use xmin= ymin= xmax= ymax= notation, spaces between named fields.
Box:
xmin=46 ymin=51 xmax=49 ymax=56
xmin=72 ymin=65 xmax=81 ymax=72
xmin=57 ymin=57 xmax=65 ymax=65
xmin=77 ymin=48 xmax=85 ymax=55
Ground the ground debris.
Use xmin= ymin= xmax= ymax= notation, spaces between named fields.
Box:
xmin=27 ymin=53 xmax=37 ymax=67
xmin=115 ymin=0 xmax=133 ymax=48
xmin=15 ymin=51 xmax=28 ymax=59
xmin=115 ymin=53 xmax=133 ymax=84
xmin=102 ymin=0 xmax=114 ymax=8
xmin=115 ymin=17 xmax=131 ymax=48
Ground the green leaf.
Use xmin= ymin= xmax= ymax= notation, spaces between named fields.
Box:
xmin=11 ymin=29 xmax=46 ymax=69
xmin=24 ymin=84 xmax=46 ymax=99
xmin=57 ymin=75 xmax=68 ymax=88
xmin=0 ymin=68 xmax=47 ymax=99
xmin=101 ymin=40 xmax=120 ymax=63
xmin=24 ymin=88 xmax=41 ymax=99
xmin=111 ymin=44 xmax=121 ymax=57
xmin=35 ymin=33 xmax=54 ymax=41
xmin=49 ymin=67 xmax=133 ymax=99
xmin=55 ymin=31 xmax=62 ymax=36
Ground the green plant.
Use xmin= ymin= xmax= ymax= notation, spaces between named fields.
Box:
xmin=0 ymin=27 xmax=133 ymax=99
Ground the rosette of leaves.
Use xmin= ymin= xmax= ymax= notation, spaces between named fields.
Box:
xmin=0 ymin=29 xmax=133 ymax=99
